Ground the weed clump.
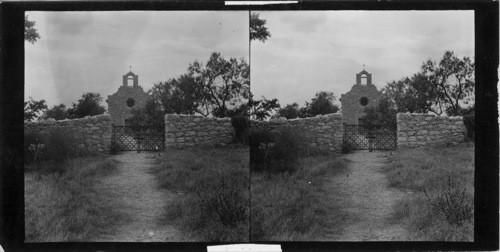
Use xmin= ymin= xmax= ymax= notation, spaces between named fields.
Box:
xmin=249 ymin=128 xmax=305 ymax=173
xmin=25 ymin=129 xmax=81 ymax=164
xmin=463 ymin=113 xmax=474 ymax=142
xmin=425 ymin=177 xmax=473 ymax=227
xmin=152 ymin=147 xmax=249 ymax=242
xmin=341 ymin=140 xmax=353 ymax=154
xmin=231 ymin=116 xmax=250 ymax=145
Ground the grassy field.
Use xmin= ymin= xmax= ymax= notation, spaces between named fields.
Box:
xmin=381 ymin=142 xmax=474 ymax=241
xmin=250 ymin=154 xmax=349 ymax=241
xmin=25 ymin=156 xmax=126 ymax=242
xmin=149 ymin=146 xmax=249 ymax=242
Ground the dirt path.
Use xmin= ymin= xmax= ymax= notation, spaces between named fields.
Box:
xmin=326 ymin=150 xmax=408 ymax=241
xmin=92 ymin=151 xmax=182 ymax=242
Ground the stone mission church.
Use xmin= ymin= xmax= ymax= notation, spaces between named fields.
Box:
xmin=106 ymin=71 xmax=150 ymax=126
xmin=340 ymin=69 xmax=382 ymax=125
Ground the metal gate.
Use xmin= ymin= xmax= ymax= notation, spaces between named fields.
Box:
xmin=343 ymin=124 xmax=397 ymax=150
xmin=112 ymin=126 xmax=165 ymax=151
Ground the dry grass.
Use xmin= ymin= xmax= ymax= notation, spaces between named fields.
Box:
xmin=382 ymin=142 xmax=474 ymax=241
xmin=25 ymin=157 xmax=125 ymax=242
xmin=149 ymin=146 xmax=249 ymax=242
xmin=250 ymin=154 xmax=349 ymax=241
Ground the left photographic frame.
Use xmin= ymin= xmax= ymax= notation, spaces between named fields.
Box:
xmin=23 ymin=10 xmax=250 ymax=243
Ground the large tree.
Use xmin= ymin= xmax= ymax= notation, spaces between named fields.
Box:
xmin=41 ymin=104 xmax=69 ymax=120
xmin=385 ymin=51 xmax=474 ymax=116
xmin=421 ymin=51 xmax=475 ymax=116
xmin=67 ymin=93 xmax=106 ymax=119
xmin=276 ymin=102 xmax=302 ymax=119
xmin=361 ymin=96 xmax=397 ymax=126
xmin=24 ymin=97 xmax=47 ymax=122
xmin=383 ymin=73 xmax=440 ymax=114
xmin=250 ymin=13 xmax=271 ymax=42
xmin=127 ymin=99 xmax=165 ymax=126
xmin=248 ymin=95 xmax=280 ymax=121
xmin=302 ymin=91 xmax=339 ymax=117
xmin=135 ymin=52 xmax=249 ymax=120
xmin=25 ymin=15 xmax=40 ymax=44
xmin=187 ymin=52 xmax=250 ymax=118
xmin=150 ymin=74 xmax=204 ymax=115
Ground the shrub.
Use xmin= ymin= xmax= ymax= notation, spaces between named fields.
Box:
xmin=462 ymin=113 xmax=474 ymax=141
xmin=424 ymin=176 xmax=473 ymax=227
xmin=341 ymin=140 xmax=353 ymax=154
xmin=24 ymin=129 xmax=80 ymax=163
xmin=249 ymin=128 xmax=276 ymax=167
xmin=249 ymin=128 xmax=304 ymax=173
xmin=109 ymin=141 xmax=119 ymax=155
xmin=231 ymin=116 xmax=250 ymax=144
xmin=196 ymin=176 xmax=248 ymax=227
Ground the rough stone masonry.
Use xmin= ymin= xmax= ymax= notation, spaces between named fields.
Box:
xmin=164 ymin=114 xmax=234 ymax=148
xmin=396 ymin=113 xmax=466 ymax=147
xmin=252 ymin=113 xmax=344 ymax=152
xmin=24 ymin=114 xmax=112 ymax=154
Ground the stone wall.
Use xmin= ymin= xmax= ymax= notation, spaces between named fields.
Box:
xmin=397 ymin=113 xmax=466 ymax=147
xmin=252 ymin=113 xmax=344 ymax=152
xmin=165 ymin=114 xmax=234 ymax=148
xmin=24 ymin=114 xmax=112 ymax=154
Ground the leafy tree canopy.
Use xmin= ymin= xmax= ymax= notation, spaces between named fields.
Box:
xmin=127 ymin=99 xmax=165 ymax=126
xmin=383 ymin=51 xmax=474 ymax=116
xmin=303 ymin=91 xmax=339 ymax=117
xmin=276 ymin=102 xmax=302 ymax=119
xmin=130 ymin=52 xmax=250 ymax=125
xmin=276 ymin=91 xmax=339 ymax=119
xmin=422 ymin=51 xmax=474 ymax=116
xmin=41 ymin=104 xmax=69 ymax=120
xmin=188 ymin=52 xmax=250 ymax=118
xmin=150 ymin=74 xmax=204 ymax=116
xmin=24 ymin=97 xmax=47 ymax=122
xmin=25 ymin=15 xmax=40 ymax=44
xmin=361 ymin=96 xmax=397 ymax=126
xmin=250 ymin=13 xmax=271 ymax=43
xmin=383 ymin=73 xmax=439 ymax=114
xmin=248 ymin=95 xmax=280 ymax=121
xmin=68 ymin=93 xmax=106 ymax=119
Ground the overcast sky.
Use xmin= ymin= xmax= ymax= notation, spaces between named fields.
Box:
xmin=251 ymin=11 xmax=474 ymax=107
xmin=25 ymin=11 xmax=249 ymax=108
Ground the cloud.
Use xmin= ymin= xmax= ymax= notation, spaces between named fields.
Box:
xmin=25 ymin=11 xmax=249 ymax=108
xmin=47 ymin=12 xmax=94 ymax=36
xmin=251 ymin=11 xmax=474 ymax=107
xmin=278 ymin=12 xmax=327 ymax=34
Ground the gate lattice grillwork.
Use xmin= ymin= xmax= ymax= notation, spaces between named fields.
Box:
xmin=344 ymin=124 xmax=397 ymax=150
xmin=112 ymin=126 xmax=165 ymax=151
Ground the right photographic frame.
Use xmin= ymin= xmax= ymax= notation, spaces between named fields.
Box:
xmin=249 ymin=10 xmax=475 ymax=242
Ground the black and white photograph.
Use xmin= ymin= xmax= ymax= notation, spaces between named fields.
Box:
xmin=5 ymin=2 xmax=496 ymax=250
xmin=24 ymin=11 xmax=250 ymax=242
xmin=249 ymin=11 xmax=475 ymax=241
